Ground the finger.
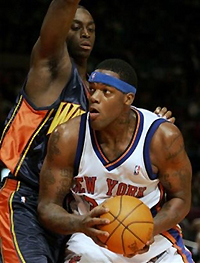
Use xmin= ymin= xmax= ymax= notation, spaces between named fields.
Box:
xmin=123 ymin=253 xmax=137 ymax=258
xmin=88 ymin=216 xmax=110 ymax=227
xmin=90 ymin=206 xmax=109 ymax=218
xmin=158 ymin=107 xmax=168 ymax=117
xmin=164 ymin=110 xmax=172 ymax=118
xmin=137 ymin=245 xmax=150 ymax=254
xmin=154 ymin=106 xmax=161 ymax=114
xmin=89 ymin=227 xmax=109 ymax=238
xmin=92 ymin=236 xmax=108 ymax=248
xmin=168 ymin=117 xmax=175 ymax=124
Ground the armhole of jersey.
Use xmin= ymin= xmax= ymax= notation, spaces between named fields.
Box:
xmin=74 ymin=113 xmax=88 ymax=176
xmin=21 ymin=64 xmax=75 ymax=111
xmin=144 ymin=119 xmax=167 ymax=180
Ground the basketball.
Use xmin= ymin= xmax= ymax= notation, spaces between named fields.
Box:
xmin=97 ymin=195 xmax=154 ymax=255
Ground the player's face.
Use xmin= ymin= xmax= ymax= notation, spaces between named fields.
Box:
xmin=66 ymin=8 xmax=95 ymax=60
xmin=89 ymin=70 xmax=128 ymax=130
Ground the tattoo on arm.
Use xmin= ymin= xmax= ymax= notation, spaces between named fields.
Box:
xmin=40 ymin=167 xmax=56 ymax=195
xmin=48 ymin=130 xmax=61 ymax=162
xmin=55 ymin=168 xmax=74 ymax=204
xmin=162 ymin=166 xmax=188 ymax=191
xmin=165 ymin=134 xmax=184 ymax=160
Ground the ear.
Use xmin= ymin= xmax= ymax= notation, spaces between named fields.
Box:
xmin=124 ymin=93 xmax=134 ymax=106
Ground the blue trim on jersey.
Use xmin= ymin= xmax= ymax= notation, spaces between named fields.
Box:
xmin=89 ymin=120 xmax=108 ymax=165
xmin=74 ymin=113 xmax=88 ymax=177
xmin=89 ymin=109 xmax=144 ymax=171
xmin=166 ymin=228 xmax=193 ymax=262
xmin=143 ymin=118 xmax=167 ymax=180
xmin=151 ymin=206 xmax=158 ymax=218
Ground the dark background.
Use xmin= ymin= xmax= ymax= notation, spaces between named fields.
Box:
xmin=1 ymin=0 xmax=200 ymax=249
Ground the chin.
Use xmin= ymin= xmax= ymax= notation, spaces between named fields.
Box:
xmin=90 ymin=121 xmax=102 ymax=131
xmin=79 ymin=49 xmax=92 ymax=58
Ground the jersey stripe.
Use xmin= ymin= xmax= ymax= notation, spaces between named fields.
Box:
xmin=74 ymin=113 xmax=87 ymax=176
xmin=0 ymin=98 xmax=52 ymax=174
xmin=89 ymin=109 xmax=143 ymax=171
xmin=0 ymin=179 xmax=23 ymax=262
xmin=143 ymin=118 xmax=167 ymax=180
xmin=13 ymin=108 xmax=54 ymax=176
xmin=0 ymin=95 xmax=23 ymax=146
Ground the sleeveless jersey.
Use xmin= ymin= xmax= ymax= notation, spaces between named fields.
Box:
xmin=70 ymin=107 xmax=192 ymax=262
xmin=0 ymin=64 xmax=88 ymax=189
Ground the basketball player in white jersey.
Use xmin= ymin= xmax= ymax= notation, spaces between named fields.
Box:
xmin=38 ymin=58 xmax=193 ymax=263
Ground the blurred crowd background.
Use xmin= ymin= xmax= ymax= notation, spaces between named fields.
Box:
xmin=1 ymin=0 xmax=200 ymax=260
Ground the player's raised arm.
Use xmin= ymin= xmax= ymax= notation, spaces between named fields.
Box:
xmin=38 ymin=116 xmax=110 ymax=244
xmin=26 ymin=0 xmax=81 ymax=106
xmin=37 ymin=0 xmax=80 ymax=58
xmin=150 ymin=121 xmax=192 ymax=236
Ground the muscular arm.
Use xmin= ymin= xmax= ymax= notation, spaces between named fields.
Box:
xmin=38 ymin=117 xmax=81 ymax=234
xmin=38 ymin=116 xmax=110 ymax=239
xmin=26 ymin=0 xmax=81 ymax=106
xmin=150 ymin=122 xmax=192 ymax=236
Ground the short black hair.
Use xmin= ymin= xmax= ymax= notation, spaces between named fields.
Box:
xmin=95 ymin=59 xmax=138 ymax=89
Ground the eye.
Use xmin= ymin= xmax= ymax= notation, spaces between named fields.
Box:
xmin=103 ymin=89 xmax=111 ymax=95
xmin=71 ymin=23 xmax=81 ymax=31
xmin=89 ymin=86 xmax=95 ymax=94
xmin=87 ymin=26 xmax=95 ymax=33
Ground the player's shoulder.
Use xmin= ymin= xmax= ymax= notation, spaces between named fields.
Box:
xmin=159 ymin=120 xmax=182 ymax=138
xmin=152 ymin=120 xmax=184 ymax=153
xmin=50 ymin=114 xmax=84 ymax=143
xmin=58 ymin=114 xmax=83 ymax=132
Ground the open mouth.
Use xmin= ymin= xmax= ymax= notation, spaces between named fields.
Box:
xmin=89 ymin=107 xmax=100 ymax=120
xmin=90 ymin=108 xmax=99 ymax=114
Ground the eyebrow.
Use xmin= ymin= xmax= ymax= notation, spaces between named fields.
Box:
xmin=73 ymin=19 xmax=95 ymax=26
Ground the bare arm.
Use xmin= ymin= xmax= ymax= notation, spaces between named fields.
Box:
xmin=26 ymin=0 xmax=81 ymax=106
xmin=38 ymin=117 xmax=110 ymax=244
xmin=36 ymin=0 xmax=79 ymax=59
xmin=151 ymin=122 xmax=192 ymax=236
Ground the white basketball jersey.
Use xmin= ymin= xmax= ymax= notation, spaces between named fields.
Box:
xmin=70 ymin=107 xmax=192 ymax=262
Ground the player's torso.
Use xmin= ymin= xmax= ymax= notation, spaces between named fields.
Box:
xmin=71 ymin=108 xmax=167 ymax=214
xmin=0 ymin=66 xmax=88 ymax=188
xmin=71 ymin=110 xmax=192 ymax=262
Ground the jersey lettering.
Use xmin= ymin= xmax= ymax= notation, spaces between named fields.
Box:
xmin=73 ymin=177 xmax=85 ymax=193
xmin=73 ymin=177 xmax=146 ymax=198
xmin=73 ymin=176 xmax=97 ymax=194
xmin=84 ymin=176 xmax=96 ymax=194
xmin=106 ymin=179 xmax=118 ymax=195
xmin=47 ymin=102 xmax=85 ymax=134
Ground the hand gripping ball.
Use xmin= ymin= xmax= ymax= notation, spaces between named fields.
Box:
xmin=98 ymin=195 xmax=154 ymax=255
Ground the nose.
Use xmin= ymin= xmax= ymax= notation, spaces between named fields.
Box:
xmin=81 ymin=28 xmax=90 ymax=38
xmin=90 ymin=89 xmax=101 ymax=103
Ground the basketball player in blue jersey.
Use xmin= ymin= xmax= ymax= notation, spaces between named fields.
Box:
xmin=0 ymin=0 xmax=175 ymax=262
xmin=38 ymin=58 xmax=194 ymax=262
xmin=0 ymin=0 xmax=95 ymax=262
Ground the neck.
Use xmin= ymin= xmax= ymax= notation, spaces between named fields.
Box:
xmin=97 ymin=110 xmax=136 ymax=145
xmin=95 ymin=110 xmax=137 ymax=161
xmin=71 ymin=56 xmax=88 ymax=81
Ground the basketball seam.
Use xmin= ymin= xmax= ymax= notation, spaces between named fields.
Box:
xmin=103 ymin=196 xmax=145 ymax=249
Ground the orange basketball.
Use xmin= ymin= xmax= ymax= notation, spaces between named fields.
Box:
xmin=98 ymin=195 xmax=154 ymax=255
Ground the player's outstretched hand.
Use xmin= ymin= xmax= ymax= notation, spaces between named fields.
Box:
xmin=154 ymin=106 xmax=175 ymax=123
xmin=79 ymin=206 xmax=110 ymax=248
